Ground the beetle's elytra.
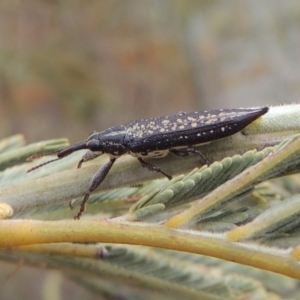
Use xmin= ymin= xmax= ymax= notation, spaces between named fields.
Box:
xmin=28 ymin=106 xmax=268 ymax=219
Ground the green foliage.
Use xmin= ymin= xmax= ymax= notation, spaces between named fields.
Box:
xmin=2 ymin=106 xmax=300 ymax=299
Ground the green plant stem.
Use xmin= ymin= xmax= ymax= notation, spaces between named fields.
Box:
xmin=0 ymin=219 xmax=299 ymax=279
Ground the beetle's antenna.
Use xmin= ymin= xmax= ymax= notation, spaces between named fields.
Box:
xmin=27 ymin=158 xmax=62 ymax=172
xmin=27 ymin=150 xmax=61 ymax=161
xmin=27 ymin=141 xmax=88 ymax=173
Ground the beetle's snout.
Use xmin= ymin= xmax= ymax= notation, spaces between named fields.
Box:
xmin=57 ymin=141 xmax=88 ymax=158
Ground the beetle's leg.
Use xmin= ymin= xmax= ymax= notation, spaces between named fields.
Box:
xmin=138 ymin=158 xmax=172 ymax=180
xmin=170 ymin=147 xmax=209 ymax=164
xmin=68 ymin=151 xmax=102 ymax=209
xmin=74 ymin=158 xmax=116 ymax=220
xmin=78 ymin=151 xmax=102 ymax=168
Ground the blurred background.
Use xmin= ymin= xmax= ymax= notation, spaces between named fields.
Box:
xmin=1 ymin=0 xmax=300 ymax=144
xmin=1 ymin=0 xmax=300 ymax=299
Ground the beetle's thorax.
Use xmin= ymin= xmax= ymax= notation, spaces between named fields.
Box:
xmin=87 ymin=125 xmax=129 ymax=157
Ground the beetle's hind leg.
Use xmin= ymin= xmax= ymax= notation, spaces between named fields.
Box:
xmin=138 ymin=158 xmax=172 ymax=180
xmin=170 ymin=147 xmax=209 ymax=165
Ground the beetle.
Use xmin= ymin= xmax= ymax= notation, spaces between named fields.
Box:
xmin=28 ymin=107 xmax=268 ymax=219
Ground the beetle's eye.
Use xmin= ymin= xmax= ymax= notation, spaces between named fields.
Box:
xmin=87 ymin=140 xmax=101 ymax=151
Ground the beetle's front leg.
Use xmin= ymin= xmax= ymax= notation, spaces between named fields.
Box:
xmin=77 ymin=150 xmax=102 ymax=168
xmin=74 ymin=158 xmax=116 ymax=220
xmin=69 ymin=151 xmax=103 ymax=210
xmin=138 ymin=158 xmax=172 ymax=180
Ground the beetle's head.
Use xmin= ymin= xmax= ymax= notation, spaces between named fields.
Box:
xmin=85 ymin=139 xmax=104 ymax=153
xmin=56 ymin=138 xmax=104 ymax=158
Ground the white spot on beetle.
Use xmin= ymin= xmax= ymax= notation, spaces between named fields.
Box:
xmin=103 ymin=130 xmax=128 ymax=137
xmin=187 ymin=116 xmax=196 ymax=121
